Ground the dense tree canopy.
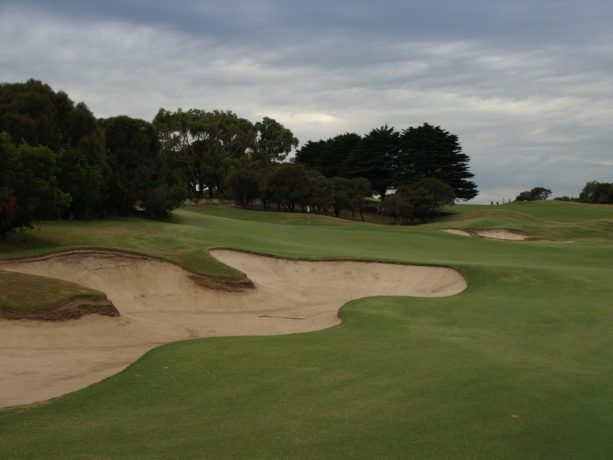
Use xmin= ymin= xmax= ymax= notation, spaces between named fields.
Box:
xmin=579 ymin=181 xmax=613 ymax=204
xmin=153 ymin=109 xmax=296 ymax=198
xmin=223 ymin=164 xmax=372 ymax=220
xmin=102 ymin=116 xmax=164 ymax=214
xmin=304 ymin=169 xmax=333 ymax=213
xmin=382 ymin=178 xmax=455 ymax=224
xmin=515 ymin=186 xmax=552 ymax=202
xmin=396 ymin=123 xmax=477 ymax=200
xmin=260 ymin=164 xmax=310 ymax=212
xmin=354 ymin=125 xmax=399 ymax=200
xmin=0 ymin=80 xmax=192 ymax=233
xmin=295 ymin=133 xmax=362 ymax=178
xmin=253 ymin=117 xmax=299 ymax=165
xmin=294 ymin=139 xmax=327 ymax=170
xmin=295 ymin=122 xmax=477 ymax=201
xmin=154 ymin=108 xmax=243 ymax=198
xmin=56 ymin=148 xmax=105 ymax=219
xmin=0 ymin=133 xmax=71 ymax=236
xmin=330 ymin=176 xmax=372 ymax=220
xmin=0 ymin=79 xmax=104 ymax=154
xmin=225 ymin=168 xmax=261 ymax=206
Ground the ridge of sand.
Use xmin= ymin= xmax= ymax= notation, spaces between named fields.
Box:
xmin=442 ymin=228 xmax=529 ymax=241
xmin=0 ymin=249 xmax=466 ymax=408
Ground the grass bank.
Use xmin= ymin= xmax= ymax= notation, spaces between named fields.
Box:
xmin=0 ymin=270 xmax=104 ymax=310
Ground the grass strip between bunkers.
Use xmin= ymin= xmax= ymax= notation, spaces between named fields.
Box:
xmin=0 ymin=270 xmax=116 ymax=320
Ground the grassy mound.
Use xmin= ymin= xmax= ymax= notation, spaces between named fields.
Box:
xmin=0 ymin=270 xmax=106 ymax=310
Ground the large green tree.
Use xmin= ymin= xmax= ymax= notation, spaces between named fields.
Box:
xmin=304 ymin=169 xmax=333 ymax=213
xmin=225 ymin=168 xmax=261 ymax=206
xmin=102 ymin=115 xmax=184 ymax=217
xmin=330 ymin=176 xmax=372 ymax=220
xmin=347 ymin=125 xmax=399 ymax=200
xmin=153 ymin=108 xmax=256 ymax=198
xmin=515 ymin=186 xmax=552 ymax=202
xmin=253 ymin=117 xmax=298 ymax=165
xmin=56 ymin=149 xmax=105 ymax=218
xmin=295 ymin=133 xmax=362 ymax=178
xmin=397 ymin=123 xmax=477 ymax=200
xmin=101 ymin=116 xmax=160 ymax=213
xmin=296 ymin=123 xmax=477 ymax=201
xmin=382 ymin=178 xmax=455 ymax=224
xmin=320 ymin=133 xmax=362 ymax=178
xmin=260 ymin=164 xmax=309 ymax=212
xmin=0 ymin=79 xmax=104 ymax=155
xmin=294 ymin=139 xmax=328 ymax=170
xmin=579 ymin=181 xmax=613 ymax=204
xmin=0 ymin=79 xmax=108 ymax=218
xmin=0 ymin=133 xmax=70 ymax=236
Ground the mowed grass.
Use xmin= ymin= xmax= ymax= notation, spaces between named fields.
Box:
xmin=1 ymin=201 xmax=613 ymax=458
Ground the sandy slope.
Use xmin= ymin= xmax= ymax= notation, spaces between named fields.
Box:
xmin=0 ymin=249 xmax=466 ymax=408
xmin=442 ymin=229 xmax=528 ymax=240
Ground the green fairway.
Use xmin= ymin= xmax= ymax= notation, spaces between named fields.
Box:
xmin=1 ymin=201 xmax=613 ymax=458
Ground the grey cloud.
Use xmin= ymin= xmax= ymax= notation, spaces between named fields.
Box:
xmin=0 ymin=1 xmax=612 ymax=202
xmin=6 ymin=0 xmax=613 ymax=46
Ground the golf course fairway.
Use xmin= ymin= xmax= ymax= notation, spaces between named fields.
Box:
xmin=1 ymin=201 xmax=612 ymax=459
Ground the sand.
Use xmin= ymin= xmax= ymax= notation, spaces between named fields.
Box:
xmin=0 ymin=249 xmax=466 ymax=408
xmin=442 ymin=229 xmax=473 ymax=237
xmin=442 ymin=229 xmax=529 ymax=241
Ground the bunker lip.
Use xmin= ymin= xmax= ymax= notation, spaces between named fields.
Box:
xmin=0 ymin=248 xmax=254 ymax=291
xmin=0 ymin=248 xmax=467 ymax=408
xmin=442 ymin=228 xmax=529 ymax=241
xmin=0 ymin=296 xmax=119 ymax=321
xmin=208 ymin=246 xmax=464 ymax=271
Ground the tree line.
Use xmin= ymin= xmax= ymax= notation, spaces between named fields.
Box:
xmin=577 ymin=181 xmax=613 ymax=204
xmin=295 ymin=124 xmax=478 ymax=201
xmin=522 ymin=182 xmax=613 ymax=205
xmin=224 ymin=164 xmax=456 ymax=223
xmin=225 ymin=164 xmax=374 ymax=218
xmin=515 ymin=187 xmax=552 ymax=202
xmin=1 ymin=79 xmax=479 ymax=237
xmin=0 ymin=80 xmax=298 ymax=236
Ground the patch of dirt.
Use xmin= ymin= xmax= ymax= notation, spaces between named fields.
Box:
xmin=0 ymin=296 xmax=119 ymax=321
xmin=0 ymin=249 xmax=467 ymax=408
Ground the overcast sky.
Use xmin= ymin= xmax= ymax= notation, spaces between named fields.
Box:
xmin=1 ymin=0 xmax=612 ymax=202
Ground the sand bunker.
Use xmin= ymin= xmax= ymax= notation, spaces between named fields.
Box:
xmin=0 ymin=249 xmax=466 ymax=408
xmin=442 ymin=228 xmax=528 ymax=241
xmin=442 ymin=229 xmax=473 ymax=238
